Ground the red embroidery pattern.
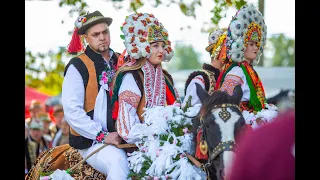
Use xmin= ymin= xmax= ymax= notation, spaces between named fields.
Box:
xmin=155 ymin=66 xmax=166 ymax=105
xmin=220 ymin=74 xmax=243 ymax=96
xmin=117 ymin=116 xmax=122 ymax=137
xmin=121 ymin=101 xmax=129 ymax=135
xmin=119 ymin=91 xmax=141 ymax=109
xmin=194 ymin=76 xmax=205 ymax=85
xmin=118 ymin=90 xmax=141 ymax=136
xmin=141 ymin=61 xmax=166 ymax=107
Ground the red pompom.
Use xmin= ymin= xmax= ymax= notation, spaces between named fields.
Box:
xmin=67 ymin=27 xmax=84 ymax=54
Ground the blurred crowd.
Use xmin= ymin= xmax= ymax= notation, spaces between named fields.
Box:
xmin=25 ymin=99 xmax=70 ymax=174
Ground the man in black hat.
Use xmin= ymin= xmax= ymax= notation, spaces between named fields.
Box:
xmin=62 ymin=10 xmax=129 ymax=179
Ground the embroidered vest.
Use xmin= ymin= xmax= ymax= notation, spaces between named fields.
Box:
xmin=111 ymin=69 xmax=177 ymax=123
xmin=184 ymin=64 xmax=220 ymax=95
xmin=65 ymin=53 xmax=118 ymax=149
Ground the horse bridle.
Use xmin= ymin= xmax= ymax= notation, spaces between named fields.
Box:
xmin=199 ymin=103 xmax=240 ymax=168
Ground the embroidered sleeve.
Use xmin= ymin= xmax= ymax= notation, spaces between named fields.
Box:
xmin=220 ymin=74 xmax=243 ymax=96
xmin=182 ymin=75 xmax=206 ymax=107
xmin=117 ymin=73 xmax=142 ymax=143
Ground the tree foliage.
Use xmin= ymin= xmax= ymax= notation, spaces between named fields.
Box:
xmin=25 ymin=47 xmax=72 ymax=96
xmin=56 ymin=0 xmax=247 ymax=28
xmin=164 ymin=43 xmax=202 ymax=71
xmin=267 ymin=34 xmax=295 ymax=67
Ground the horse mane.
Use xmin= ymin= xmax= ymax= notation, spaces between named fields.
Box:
xmin=199 ymin=90 xmax=233 ymax=119
xmin=192 ymin=90 xmax=235 ymax=139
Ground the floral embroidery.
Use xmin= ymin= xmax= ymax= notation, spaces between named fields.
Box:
xmin=117 ymin=116 xmax=122 ymax=138
xmin=141 ymin=61 xmax=166 ymax=107
xmin=98 ymin=55 xmax=117 ymax=88
xmin=119 ymin=91 xmax=141 ymax=109
xmin=121 ymin=101 xmax=129 ymax=135
xmin=95 ymin=130 xmax=108 ymax=143
xmin=194 ymin=76 xmax=205 ymax=85
xmin=118 ymin=90 xmax=141 ymax=137
xmin=220 ymin=74 xmax=243 ymax=96
xmin=99 ymin=71 xmax=113 ymax=85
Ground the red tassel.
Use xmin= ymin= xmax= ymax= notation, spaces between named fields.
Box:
xmin=67 ymin=27 xmax=84 ymax=54
xmin=112 ymin=100 xmax=119 ymax=120
xmin=195 ymin=128 xmax=208 ymax=160
xmin=117 ymin=49 xmax=127 ymax=69
xmin=48 ymin=107 xmax=55 ymax=123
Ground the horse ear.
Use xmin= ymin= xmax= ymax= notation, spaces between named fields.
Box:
xmin=231 ymin=84 xmax=243 ymax=105
xmin=196 ymin=83 xmax=209 ymax=104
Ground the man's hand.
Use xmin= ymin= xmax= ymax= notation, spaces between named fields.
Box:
xmin=104 ymin=132 xmax=122 ymax=145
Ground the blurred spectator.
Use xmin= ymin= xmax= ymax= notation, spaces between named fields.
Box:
xmin=28 ymin=120 xmax=50 ymax=157
xmin=25 ymin=99 xmax=44 ymax=126
xmin=38 ymin=113 xmax=54 ymax=144
xmin=25 ymin=123 xmax=37 ymax=174
xmin=227 ymin=109 xmax=295 ymax=180
xmin=52 ymin=116 xmax=70 ymax=147
xmin=52 ymin=105 xmax=64 ymax=131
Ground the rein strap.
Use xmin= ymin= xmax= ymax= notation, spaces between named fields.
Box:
xmin=210 ymin=140 xmax=237 ymax=160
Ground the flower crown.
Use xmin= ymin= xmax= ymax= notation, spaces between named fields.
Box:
xmin=120 ymin=13 xmax=174 ymax=62
xmin=208 ymin=29 xmax=224 ymax=49
xmin=226 ymin=5 xmax=267 ymax=62
xmin=210 ymin=30 xmax=227 ymax=61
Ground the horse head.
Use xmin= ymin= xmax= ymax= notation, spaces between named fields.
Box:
xmin=192 ymin=83 xmax=245 ymax=180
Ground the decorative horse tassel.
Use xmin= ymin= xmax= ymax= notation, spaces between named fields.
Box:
xmin=195 ymin=128 xmax=208 ymax=160
xmin=67 ymin=27 xmax=84 ymax=55
xmin=200 ymin=140 xmax=208 ymax=155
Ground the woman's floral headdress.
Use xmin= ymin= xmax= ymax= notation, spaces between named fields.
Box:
xmin=207 ymin=30 xmax=227 ymax=63
xmin=226 ymin=5 xmax=267 ymax=62
xmin=120 ymin=13 xmax=174 ymax=62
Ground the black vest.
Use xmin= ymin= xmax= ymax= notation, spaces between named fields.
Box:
xmin=64 ymin=46 xmax=119 ymax=149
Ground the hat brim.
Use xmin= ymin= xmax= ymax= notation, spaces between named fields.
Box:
xmin=78 ymin=17 xmax=113 ymax=35
xmin=205 ymin=44 xmax=214 ymax=52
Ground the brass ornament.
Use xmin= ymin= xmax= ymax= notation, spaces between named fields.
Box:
xmin=219 ymin=105 xmax=231 ymax=121
xmin=200 ymin=140 xmax=208 ymax=155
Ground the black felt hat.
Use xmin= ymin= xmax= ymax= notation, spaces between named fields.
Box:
xmin=76 ymin=11 xmax=113 ymax=35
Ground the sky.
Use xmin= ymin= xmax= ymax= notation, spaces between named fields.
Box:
xmin=25 ymin=0 xmax=295 ymax=65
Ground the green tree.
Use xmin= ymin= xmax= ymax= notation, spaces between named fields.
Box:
xmin=56 ymin=0 xmax=247 ymax=27
xmin=25 ymin=47 xmax=72 ymax=96
xmin=164 ymin=43 xmax=201 ymax=71
xmin=267 ymin=34 xmax=295 ymax=67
